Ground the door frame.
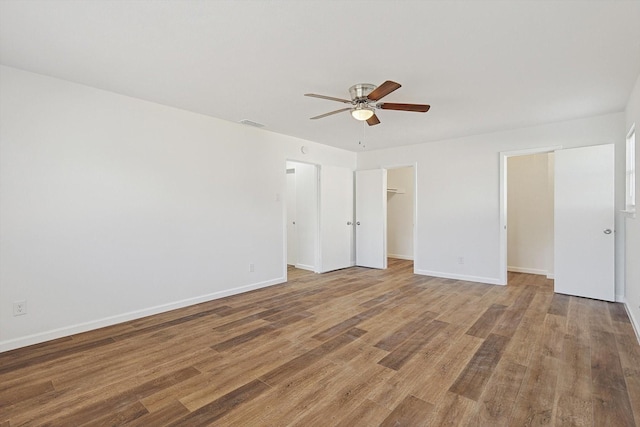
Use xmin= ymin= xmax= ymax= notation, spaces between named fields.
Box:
xmin=382 ymin=163 xmax=418 ymax=272
xmin=499 ymin=146 xmax=561 ymax=285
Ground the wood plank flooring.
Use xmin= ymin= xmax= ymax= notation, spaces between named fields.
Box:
xmin=1 ymin=259 xmax=639 ymax=426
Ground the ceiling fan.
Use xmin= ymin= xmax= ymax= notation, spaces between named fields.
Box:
xmin=305 ymin=80 xmax=430 ymax=126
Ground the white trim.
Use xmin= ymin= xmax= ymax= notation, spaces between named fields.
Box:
xmin=282 ymin=161 xmax=289 ymax=283
xmin=499 ymin=146 xmax=562 ymax=285
xmin=413 ymin=164 xmax=418 ymax=274
xmin=388 ymin=253 xmax=414 ymax=260
xmin=415 ymin=268 xmax=503 ymax=285
xmin=0 ymin=277 xmax=286 ymax=353
xmin=625 ymin=124 xmax=636 ymax=212
xmin=295 ymin=263 xmax=316 ymax=272
xmin=507 ymin=266 xmax=548 ymax=276
xmin=315 ymin=164 xmax=322 ymax=273
xmin=623 ymin=299 xmax=640 ymax=345
xmin=547 ymin=274 xmax=555 ymax=280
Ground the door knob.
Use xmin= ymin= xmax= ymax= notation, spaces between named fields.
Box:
xmin=603 ymin=229 xmax=612 ymax=234
xmin=356 ymin=221 xmax=361 ymax=225
xmin=347 ymin=221 xmax=352 ymax=225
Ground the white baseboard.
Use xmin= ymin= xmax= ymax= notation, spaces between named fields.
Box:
xmin=295 ymin=263 xmax=316 ymax=272
xmin=388 ymin=253 xmax=414 ymax=261
xmin=507 ymin=266 xmax=548 ymax=276
xmin=414 ymin=269 xmax=503 ymax=286
xmin=547 ymin=274 xmax=555 ymax=279
xmin=0 ymin=277 xmax=286 ymax=353
xmin=623 ymin=299 xmax=640 ymax=345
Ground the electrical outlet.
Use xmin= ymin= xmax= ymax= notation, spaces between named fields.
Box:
xmin=458 ymin=257 xmax=464 ymax=265
xmin=249 ymin=263 xmax=255 ymax=272
xmin=13 ymin=300 xmax=27 ymax=316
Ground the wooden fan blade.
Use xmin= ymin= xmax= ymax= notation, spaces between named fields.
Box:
xmin=378 ymin=103 xmax=430 ymax=112
xmin=305 ymin=93 xmax=352 ymax=104
xmin=367 ymin=114 xmax=381 ymax=126
xmin=310 ymin=107 xmax=351 ymax=120
xmin=367 ymin=81 xmax=401 ymax=101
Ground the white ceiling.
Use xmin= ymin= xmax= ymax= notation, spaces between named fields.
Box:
xmin=1 ymin=1 xmax=639 ymax=152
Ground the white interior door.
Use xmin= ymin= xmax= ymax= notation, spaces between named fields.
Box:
xmin=554 ymin=144 xmax=615 ymax=301
xmin=319 ymin=166 xmax=354 ymax=272
xmin=356 ymin=169 xmax=387 ymax=269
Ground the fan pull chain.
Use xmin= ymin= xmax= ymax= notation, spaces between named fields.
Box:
xmin=358 ymin=120 xmax=366 ymax=149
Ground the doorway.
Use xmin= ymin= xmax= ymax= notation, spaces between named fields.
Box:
xmin=354 ymin=165 xmax=417 ymax=270
xmin=498 ymin=146 xmax=562 ymax=285
xmin=286 ymin=161 xmax=319 ymax=272
xmin=506 ymin=152 xmax=555 ymax=279
xmin=500 ymin=144 xmax=615 ymax=301
xmin=286 ymin=161 xmax=354 ymax=275
xmin=386 ymin=166 xmax=415 ymax=263
xmin=286 ymin=163 xmax=416 ymax=275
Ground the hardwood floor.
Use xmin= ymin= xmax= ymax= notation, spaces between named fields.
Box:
xmin=1 ymin=259 xmax=639 ymax=426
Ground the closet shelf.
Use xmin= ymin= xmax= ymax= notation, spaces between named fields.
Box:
xmin=387 ymin=188 xmax=405 ymax=194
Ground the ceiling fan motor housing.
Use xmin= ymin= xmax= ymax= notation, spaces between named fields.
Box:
xmin=349 ymin=83 xmax=376 ymax=102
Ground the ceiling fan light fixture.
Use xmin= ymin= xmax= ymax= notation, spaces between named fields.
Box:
xmin=351 ymin=104 xmax=374 ymax=121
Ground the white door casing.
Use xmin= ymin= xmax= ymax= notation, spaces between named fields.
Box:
xmin=319 ymin=165 xmax=354 ymax=272
xmin=355 ymin=169 xmax=387 ymax=269
xmin=554 ymin=144 xmax=615 ymax=301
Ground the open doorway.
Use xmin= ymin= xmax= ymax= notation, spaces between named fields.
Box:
xmin=500 ymin=147 xmax=558 ymax=285
xmin=507 ymin=153 xmax=554 ymax=280
xmin=286 ymin=161 xmax=319 ymax=273
xmin=386 ymin=166 xmax=415 ymax=267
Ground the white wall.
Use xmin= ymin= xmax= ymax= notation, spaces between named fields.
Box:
xmin=507 ymin=153 xmax=553 ymax=276
xmin=625 ymin=73 xmax=640 ymax=339
xmin=387 ymin=167 xmax=414 ymax=260
xmin=2 ymin=64 xmax=636 ymax=351
xmin=0 ymin=66 xmax=356 ymax=351
xmin=358 ymin=112 xmax=627 ymax=291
